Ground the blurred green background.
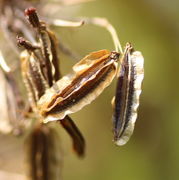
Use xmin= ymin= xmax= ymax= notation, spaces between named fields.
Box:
xmin=59 ymin=1 xmax=179 ymax=180
xmin=0 ymin=0 xmax=179 ymax=180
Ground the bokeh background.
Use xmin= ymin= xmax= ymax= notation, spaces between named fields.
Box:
xmin=0 ymin=0 xmax=179 ymax=180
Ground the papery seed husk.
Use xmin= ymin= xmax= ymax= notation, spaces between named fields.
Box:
xmin=112 ymin=44 xmax=144 ymax=146
xmin=37 ymin=50 xmax=119 ymax=122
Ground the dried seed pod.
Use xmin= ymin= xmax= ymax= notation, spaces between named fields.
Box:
xmin=38 ymin=50 xmax=119 ymax=123
xmin=20 ymin=49 xmax=49 ymax=110
xmin=18 ymin=26 xmax=85 ymax=157
xmin=112 ymin=43 xmax=144 ymax=146
xmin=25 ymin=124 xmax=63 ymax=180
xmin=59 ymin=116 xmax=85 ymax=157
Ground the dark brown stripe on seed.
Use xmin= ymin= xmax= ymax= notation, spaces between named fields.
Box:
xmin=113 ymin=52 xmax=130 ymax=140
xmin=119 ymin=60 xmax=135 ymax=138
xmin=47 ymin=53 xmax=114 ymax=109
xmin=45 ymin=64 xmax=115 ymax=116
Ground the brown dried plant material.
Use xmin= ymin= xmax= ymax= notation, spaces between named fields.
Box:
xmin=38 ymin=50 xmax=119 ymax=122
xmin=0 ymin=3 xmax=145 ymax=180
xmin=18 ymin=7 xmax=85 ymax=160
xmin=112 ymin=43 xmax=144 ymax=146
xmin=59 ymin=116 xmax=85 ymax=157
xmin=25 ymin=124 xmax=63 ymax=180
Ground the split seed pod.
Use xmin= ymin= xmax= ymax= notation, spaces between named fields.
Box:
xmin=38 ymin=50 xmax=120 ymax=123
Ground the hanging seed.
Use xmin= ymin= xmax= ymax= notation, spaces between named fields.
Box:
xmin=112 ymin=43 xmax=144 ymax=146
xmin=38 ymin=50 xmax=119 ymax=123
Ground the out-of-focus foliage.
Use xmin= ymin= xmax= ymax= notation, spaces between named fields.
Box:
xmin=0 ymin=0 xmax=179 ymax=180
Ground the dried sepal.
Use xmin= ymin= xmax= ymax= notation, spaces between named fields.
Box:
xmin=37 ymin=50 xmax=119 ymax=122
xmin=112 ymin=43 xmax=144 ymax=146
